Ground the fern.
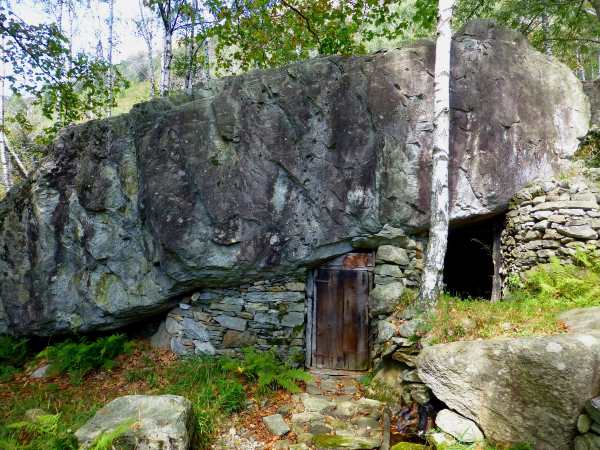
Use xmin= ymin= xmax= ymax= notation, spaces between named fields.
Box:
xmin=43 ymin=334 xmax=132 ymax=384
xmin=88 ymin=419 xmax=136 ymax=450
xmin=228 ymin=348 xmax=313 ymax=395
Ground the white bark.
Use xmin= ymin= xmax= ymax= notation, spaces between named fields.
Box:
xmin=418 ymin=0 xmax=455 ymax=310
xmin=184 ymin=0 xmax=198 ymax=95
xmin=137 ymin=0 xmax=157 ymax=96
xmin=0 ymin=0 xmax=10 ymax=191
xmin=6 ymin=145 xmax=28 ymax=178
xmin=107 ymin=0 xmax=114 ymax=116
xmin=160 ymin=28 xmax=173 ymax=96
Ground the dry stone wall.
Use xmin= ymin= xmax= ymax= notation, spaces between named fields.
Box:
xmin=501 ymin=171 xmax=600 ymax=284
xmin=152 ymin=277 xmax=306 ymax=363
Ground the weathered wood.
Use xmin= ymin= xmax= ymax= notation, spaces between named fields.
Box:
xmin=491 ymin=221 xmax=503 ymax=302
xmin=313 ymin=266 xmax=370 ymax=370
xmin=418 ymin=0 xmax=456 ymax=310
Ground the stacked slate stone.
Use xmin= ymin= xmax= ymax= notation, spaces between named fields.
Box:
xmin=369 ymin=316 xmax=432 ymax=412
xmin=501 ymin=175 xmax=600 ymax=281
xmin=152 ymin=278 xmax=306 ymax=362
xmin=575 ymin=397 xmax=600 ymax=450
xmin=370 ymin=239 xmax=425 ymax=319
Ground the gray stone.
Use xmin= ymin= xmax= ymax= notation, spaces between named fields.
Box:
xmin=215 ymin=315 xmax=247 ymax=331
xmin=222 ymin=330 xmax=257 ymax=348
xmin=557 ymin=225 xmax=598 ymax=240
xmin=435 ymin=409 xmax=484 ymax=443
xmin=150 ymin=322 xmax=171 ymax=349
xmin=263 ymin=414 xmax=290 ymax=436
xmin=374 ymin=264 xmax=403 ymax=278
xmin=398 ymin=319 xmax=420 ymax=338
xmin=181 ymin=318 xmax=210 ymax=341
xmin=0 ymin=20 xmax=590 ymax=335
xmin=376 ymin=320 xmax=396 ymax=343
xmin=558 ymin=307 xmax=600 ymax=334
xmin=376 ymin=246 xmax=410 ymax=266
xmin=31 ymin=364 xmax=50 ymax=379
xmin=193 ymin=340 xmax=215 ymax=355
xmin=370 ymin=283 xmax=404 ymax=316
xmin=418 ymin=332 xmax=600 ymax=449
xmin=170 ymin=337 xmax=193 ymax=355
xmin=165 ymin=317 xmax=183 ymax=335
xmin=75 ymin=395 xmax=193 ymax=450
xmin=282 ymin=312 xmax=305 ymax=327
xmin=302 ymin=394 xmax=334 ymax=413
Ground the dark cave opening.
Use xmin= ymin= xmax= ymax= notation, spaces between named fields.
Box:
xmin=443 ymin=215 xmax=504 ymax=300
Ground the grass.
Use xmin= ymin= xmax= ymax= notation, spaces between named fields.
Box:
xmin=0 ymin=338 xmax=311 ymax=449
xmin=423 ymin=251 xmax=600 ymax=344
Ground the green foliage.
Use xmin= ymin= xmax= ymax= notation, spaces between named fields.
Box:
xmin=0 ymin=336 xmax=30 ymax=382
xmin=0 ymin=5 xmax=128 ymax=144
xmin=163 ymin=356 xmax=246 ymax=446
xmin=42 ymin=334 xmax=132 ymax=384
xmin=576 ymin=131 xmax=600 ymax=168
xmin=427 ymin=250 xmax=600 ymax=343
xmin=223 ymin=347 xmax=313 ymax=395
xmin=87 ymin=419 xmax=136 ymax=450
xmin=206 ymin=0 xmax=410 ymax=74
xmin=1 ymin=413 xmax=77 ymax=450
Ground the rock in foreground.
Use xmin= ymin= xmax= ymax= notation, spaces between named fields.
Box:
xmin=418 ymin=317 xmax=600 ymax=449
xmin=75 ymin=395 xmax=193 ymax=450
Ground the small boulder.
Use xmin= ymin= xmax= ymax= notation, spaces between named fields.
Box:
xmin=263 ymin=414 xmax=290 ymax=436
xmin=435 ymin=409 xmax=484 ymax=443
xmin=75 ymin=395 xmax=193 ymax=450
xmin=31 ymin=364 xmax=50 ymax=379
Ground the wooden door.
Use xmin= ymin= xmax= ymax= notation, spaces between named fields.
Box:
xmin=313 ymin=257 xmax=371 ymax=370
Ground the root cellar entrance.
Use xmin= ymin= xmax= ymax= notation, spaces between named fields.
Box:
xmin=443 ymin=215 xmax=504 ymax=300
xmin=307 ymin=252 xmax=373 ymax=371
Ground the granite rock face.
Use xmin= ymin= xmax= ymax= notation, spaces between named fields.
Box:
xmin=0 ymin=21 xmax=590 ymax=335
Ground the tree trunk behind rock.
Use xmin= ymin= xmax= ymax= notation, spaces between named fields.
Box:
xmin=417 ymin=0 xmax=455 ymax=310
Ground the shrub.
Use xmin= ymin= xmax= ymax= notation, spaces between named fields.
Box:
xmin=42 ymin=334 xmax=132 ymax=384
xmin=0 ymin=336 xmax=30 ymax=382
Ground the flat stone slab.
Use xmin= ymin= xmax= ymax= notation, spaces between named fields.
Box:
xmin=75 ymin=395 xmax=193 ymax=450
xmin=263 ymin=414 xmax=290 ymax=436
xmin=435 ymin=409 xmax=484 ymax=443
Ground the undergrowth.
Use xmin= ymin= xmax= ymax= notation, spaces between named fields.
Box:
xmin=0 ymin=336 xmax=30 ymax=382
xmin=41 ymin=334 xmax=133 ymax=384
xmin=426 ymin=251 xmax=600 ymax=344
xmin=165 ymin=348 xmax=312 ymax=446
xmin=1 ymin=340 xmax=311 ymax=449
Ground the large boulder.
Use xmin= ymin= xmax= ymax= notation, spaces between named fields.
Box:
xmin=418 ymin=309 xmax=600 ymax=449
xmin=75 ymin=395 xmax=193 ymax=450
xmin=0 ymin=20 xmax=589 ymax=335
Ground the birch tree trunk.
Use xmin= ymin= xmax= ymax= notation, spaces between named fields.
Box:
xmin=160 ymin=28 xmax=173 ymax=96
xmin=0 ymin=0 xmax=10 ymax=191
xmin=184 ymin=0 xmax=198 ymax=95
xmin=107 ymin=0 xmax=115 ymax=116
xmin=137 ymin=0 xmax=157 ymax=97
xmin=417 ymin=0 xmax=455 ymax=311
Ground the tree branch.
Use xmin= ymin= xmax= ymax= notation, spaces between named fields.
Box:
xmin=279 ymin=0 xmax=321 ymax=45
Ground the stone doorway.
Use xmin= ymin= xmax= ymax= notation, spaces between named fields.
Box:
xmin=443 ymin=216 xmax=504 ymax=300
xmin=306 ymin=252 xmax=373 ymax=370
